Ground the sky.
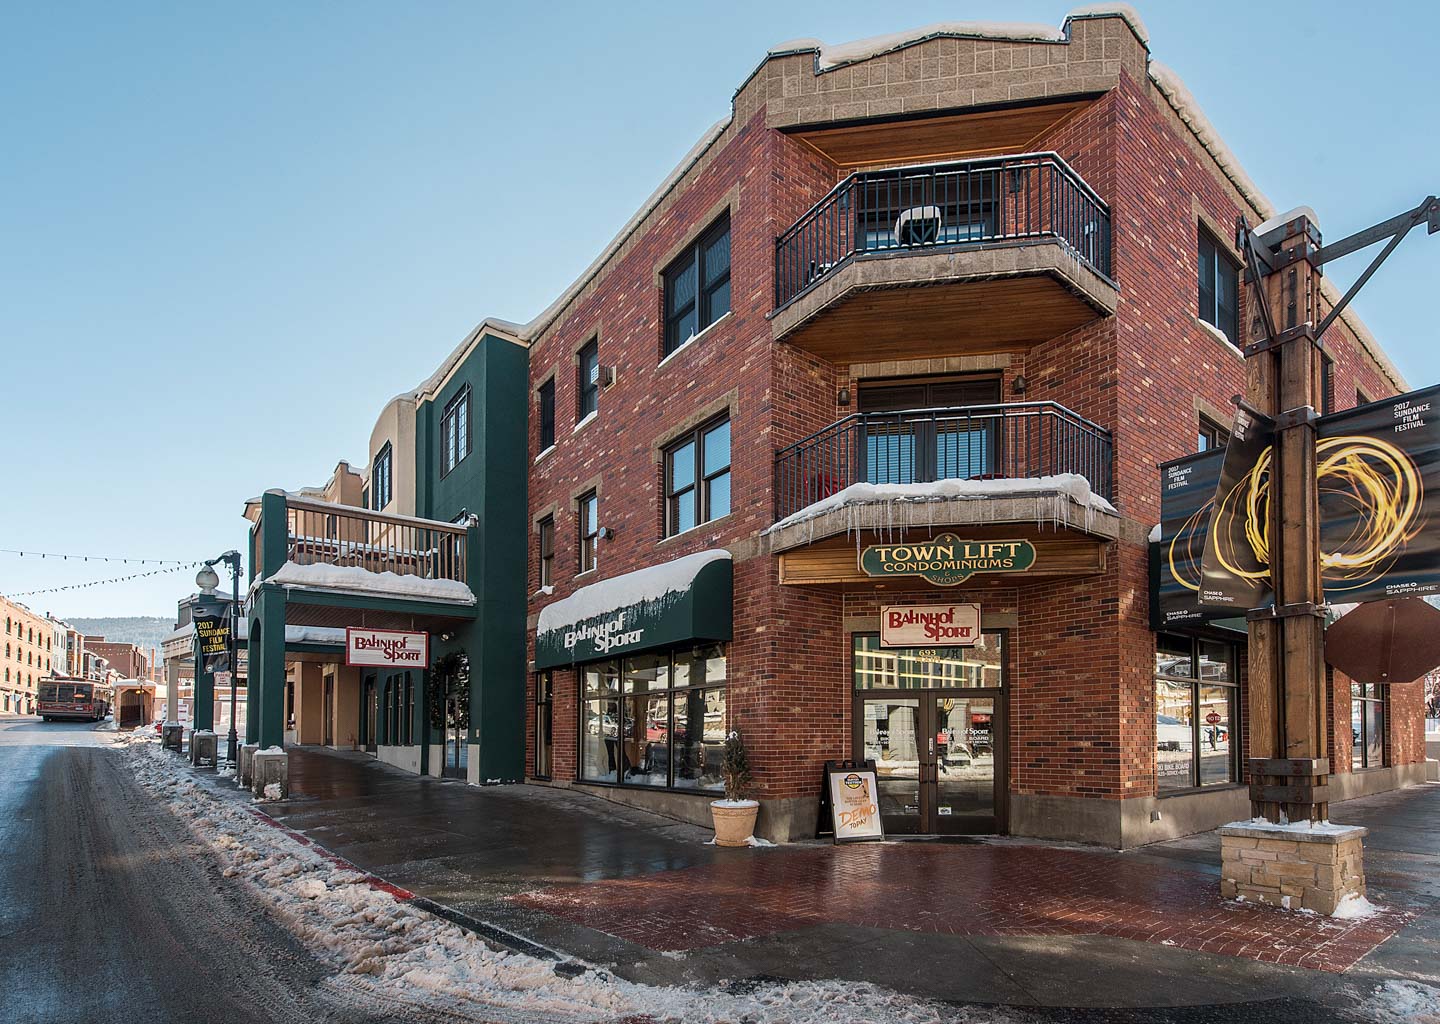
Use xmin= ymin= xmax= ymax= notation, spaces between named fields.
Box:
xmin=2 ymin=1 xmax=1436 ymax=619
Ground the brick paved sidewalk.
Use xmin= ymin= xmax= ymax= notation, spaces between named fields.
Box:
xmin=247 ymin=747 xmax=1440 ymax=1015
xmin=513 ymin=840 xmax=1417 ymax=972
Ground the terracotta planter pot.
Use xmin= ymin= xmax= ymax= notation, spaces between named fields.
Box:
xmin=710 ymin=799 xmax=760 ymax=847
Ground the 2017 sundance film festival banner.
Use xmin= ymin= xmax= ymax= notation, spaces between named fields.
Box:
xmin=1153 ymin=448 xmax=1226 ymax=627
xmin=193 ymin=606 xmax=232 ymax=674
xmin=1164 ymin=385 xmax=1440 ymax=615
xmin=346 ymin=628 xmax=429 ymax=668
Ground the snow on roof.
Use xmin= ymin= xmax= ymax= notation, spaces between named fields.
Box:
xmin=766 ymin=474 xmax=1118 ymax=534
xmin=536 ymin=550 xmax=731 ymax=637
xmin=266 ymin=562 xmax=476 ymax=605
xmin=1254 ymin=206 xmax=1320 ymax=238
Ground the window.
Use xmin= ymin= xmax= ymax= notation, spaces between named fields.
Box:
xmin=535 ymin=672 xmax=553 ymax=778
xmin=853 ymin=633 xmax=1005 ymax=689
xmin=1321 ymin=353 xmax=1336 ymax=415
xmin=372 ymin=443 xmax=393 ymax=510
xmin=578 ymin=645 xmax=726 ymax=791
xmin=1198 ymin=415 xmax=1230 ymax=453
xmin=1155 ymin=634 xmax=1239 ymax=791
xmin=664 ymin=415 xmax=731 ymax=536
xmin=537 ymin=516 xmax=555 ymax=588
xmin=1352 ymin=682 xmax=1387 ymax=769
xmin=441 ymin=386 xmax=471 ymax=476
xmin=1198 ymin=229 xmax=1240 ymax=346
xmin=1357 ymin=387 xmax=1372 ymax=407
xmin=578 ymin=491 xmax=598 ymax=573
xmin=663 ymin=214 xmax=731 ymax=356
xmin=538 ymin=378 xmax=556 ymax=452
xmin=577 ymin=339 xmax=599 ymax=421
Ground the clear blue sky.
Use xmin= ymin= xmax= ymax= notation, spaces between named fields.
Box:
xmin=2 ymin=1 xmax=1436 ymax=618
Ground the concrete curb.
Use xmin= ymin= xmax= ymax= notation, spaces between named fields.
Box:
xmin=245 ymin=804 xmax=587 ymax=976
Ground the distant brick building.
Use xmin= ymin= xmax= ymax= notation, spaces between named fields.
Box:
xmin=84 ymin=638 xmax=150 ymax=682
xmin=519 ymin=7 xmax=1424 ymax=846
xmin=1 ymin=596 xmax=57 ymax=714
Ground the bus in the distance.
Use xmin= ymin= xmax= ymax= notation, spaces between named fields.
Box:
xmin=36 ymin=678 xmax=109 ymax=722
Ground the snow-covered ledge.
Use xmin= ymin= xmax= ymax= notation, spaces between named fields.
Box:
xmin=263 ymin=561 xmax=476 ymax=605
xmin=763 ymin=474 xmax=1122 ymax=553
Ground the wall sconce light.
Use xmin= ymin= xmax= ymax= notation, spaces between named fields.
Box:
xmin=1011 ymin=375 xmax=1027 ymax=395
xmin=598 ymin=527 xmax=615 ymax=541
xmin=837 ymin=387 xmax=852 ymax=407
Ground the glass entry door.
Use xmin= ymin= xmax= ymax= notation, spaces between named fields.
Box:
xmin=363 ymin=674 xmax=377 ymax=754
xmin=858 ymin=692 xmax=1001 ymax=835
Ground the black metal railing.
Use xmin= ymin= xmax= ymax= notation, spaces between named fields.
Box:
xmin=773 ymin=402 xmax=1113 ymax=522
xmin=774 ymin=152 xmax=1112 ymax=308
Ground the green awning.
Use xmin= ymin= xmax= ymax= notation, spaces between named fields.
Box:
xmin=534 ymin=550 xmax=732 ymax=669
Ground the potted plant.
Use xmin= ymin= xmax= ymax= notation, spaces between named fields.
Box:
xmin=710 ymin=731 xmax=760 ymax=847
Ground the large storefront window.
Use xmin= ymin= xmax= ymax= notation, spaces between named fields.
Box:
xmin=579 ymin=645 xmax=726 ymax=791
xmin=1352 ymin=682 xmax=1387 ymax=770
xmin=853 ymin=633 xmax=1003 ymax=689
xmin=1155 ymin=634 xmax=1238 ymax=791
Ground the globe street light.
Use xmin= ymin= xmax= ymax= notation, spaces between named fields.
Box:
xmin=197 ymin=553 xmax=242 ymax=767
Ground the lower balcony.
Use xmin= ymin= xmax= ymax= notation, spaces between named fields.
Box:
xmin=767 ymin=401 xmax=1120 ymax=558
xmin=247 ymin=492 xmax=476 ymax=629
xmin=771 ymin=152 xmax=1118 ymax=365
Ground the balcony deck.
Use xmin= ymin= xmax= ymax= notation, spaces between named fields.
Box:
xmin=767 ymin=402 xmax=1120 ymax=556
xmin=771 ymin=153 xmax=1117 ymax=364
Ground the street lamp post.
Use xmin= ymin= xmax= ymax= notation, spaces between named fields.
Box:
xmin=196 ymin=550 xmax=242 ymax=767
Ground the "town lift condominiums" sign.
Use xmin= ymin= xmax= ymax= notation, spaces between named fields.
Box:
xmin=859 ymin=534 xmax=1037 ymax=586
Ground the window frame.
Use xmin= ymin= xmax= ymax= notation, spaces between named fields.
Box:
xmin=663 ymin=213 xmax=732 ymax=357
xmin=1154 ymin=633 xmax=1241 ymax=793
xmin=440 ymin=385 xmax=473 ymax=478
xmin=1197 ymin=415 xmax=1230 ymax=454
xmin=577 ymin=491 xmax=599 ymax=574
xmin=1198 ymin=227 xmax=1241 ymax=347
xmin=537 ymin=377 xmax=556 ymax=453
xmin=372 ymin=442 xmax=393 ymax=511
xmin=1321 ymin=353 xmax=1336 ymax=415
xmin=663 ymin=414 xmax=732 ymax=537
xmin=1351 ymin=681 xmax=1389 ymax=770
xmin=537 ymin=516 xmax=555 ymax=589
xmin=534 ymin=671 xmax=553 ymax=779
xmin=577 ymin=339 xmax=599 ymax=422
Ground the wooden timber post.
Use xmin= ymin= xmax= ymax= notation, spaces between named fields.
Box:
xmin=1244 ymin=213 xmax=1332 ymax=824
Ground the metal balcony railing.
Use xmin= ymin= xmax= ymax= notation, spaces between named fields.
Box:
xmin=773 ymin=402 xmax=1113 ymax=522
xmin=272 ymin=496 xmax=468 ymax=583
xmin=774 ymin=152 xmax=1112 ymax=308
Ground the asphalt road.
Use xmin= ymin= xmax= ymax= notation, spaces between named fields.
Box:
xmin=0 ymin=717 xmax=453 ymax=1024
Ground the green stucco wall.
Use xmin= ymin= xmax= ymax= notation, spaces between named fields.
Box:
xmin=415 ymin=333 xmax=529 ymax=783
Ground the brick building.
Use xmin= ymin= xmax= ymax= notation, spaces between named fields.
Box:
xmin=519 ymin=7 xmax=1426 ymax=846
xmin=84 ymin=638 xmax=150 ymax=682
xmin=1 ymin=596 xmax=59 ymax=714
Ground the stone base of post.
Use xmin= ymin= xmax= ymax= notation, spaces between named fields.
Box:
xmin=162 ymin=724 xmax=184 ymax=752
xmin=189 ymin=730 xmax=218 ymax=768
xmin=1219 ymin=821 xmax=1367 ymax=914
xmin=252 ymin=748 xmax=288 ymax=800
xmin=238 ymin=742 xmax=259 ymax=787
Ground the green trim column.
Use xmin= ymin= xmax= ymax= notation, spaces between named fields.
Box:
xmin=252 ymin=585 xmax=287 ymax=749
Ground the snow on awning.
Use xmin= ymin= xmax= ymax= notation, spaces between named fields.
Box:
xmin=534 ymin=550 xmax=732 ymax=669
xmin=266 ymin=561 xmax=476 ymax=605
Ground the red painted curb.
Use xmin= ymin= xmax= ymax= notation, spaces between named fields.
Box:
xmin=247 ymin=806 xmax=416 ymax=901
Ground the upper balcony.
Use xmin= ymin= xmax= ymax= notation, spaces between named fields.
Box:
xmin=771 ymin=153 xmax=1117 ymax=365
xmin=248 ymin=492 xmax=476 ymax=626
xmin=767 ymin=401 xmax=1120 ymax=557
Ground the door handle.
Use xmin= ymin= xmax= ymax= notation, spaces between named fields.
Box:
xmin=929 ymin=737 xmax=935 ymax=756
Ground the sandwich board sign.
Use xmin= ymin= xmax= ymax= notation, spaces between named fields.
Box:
xmin=822 ymin=760 xmax=884 ymax=843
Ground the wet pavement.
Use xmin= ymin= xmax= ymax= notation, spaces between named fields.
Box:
xmin=254 ymin=746 xmax=1440 ymax=1017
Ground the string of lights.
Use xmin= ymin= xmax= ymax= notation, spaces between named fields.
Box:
xmin=0 ymin=547 xmax=197 ymax=566
xmin=2 ymin=561 xmax=207 ymax=598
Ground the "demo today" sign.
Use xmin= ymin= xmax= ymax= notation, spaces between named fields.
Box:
xmin=346 ymin=627 xmax=429 ymax=668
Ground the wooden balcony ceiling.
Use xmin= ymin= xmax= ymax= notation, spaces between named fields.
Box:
xmin=284 ymin=602 xmax=472 ymax=632
xmin=790 ymin=98 xmax=1093 ymax=170
xmin=782 ymin=272 xmax=1104 ymax=365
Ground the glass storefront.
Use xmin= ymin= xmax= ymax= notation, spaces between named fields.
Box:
xmin=579 ymin=644 xmax=726 ymax=791
xmin=1352 ymin=682 xmax=1387 ymax=770
xmin=1155 ymin=634 xmax=1238 ymax=792
xmin=853 ymin=633 xmax=1004 ymax=834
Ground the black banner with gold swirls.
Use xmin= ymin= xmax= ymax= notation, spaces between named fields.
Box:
xmin=1200 ymin=405 xmax=1275 ymax=611
xmin=1152 ymin=448 xmax=1226 ymax=628
xmin=1315 ymin=385 xmax=1438 ymax=604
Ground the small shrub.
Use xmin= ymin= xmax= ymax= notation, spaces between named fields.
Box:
xmin=721 ymin=730 xmax=753 ymax=802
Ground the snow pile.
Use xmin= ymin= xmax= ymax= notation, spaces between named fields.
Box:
xmin=258 ymin=782 xmax=283 ymax=802
xmin=111 ymin=734 xmax=970 ymax=1024
xmin=1331 ymin=893 xmax=1381 ymax=921
xmin=1358 ymin=980 xmax=1440 ymax=1024
xmin=767 ymin=474 xmax=1116 ymax=536
xmin=266 ymin=562 xmax=475 ymax=605
xmin=1230 ymin=817 xmax=1366 ymax=837
xmin=537 ymin=550 xmax=731 ymax=637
